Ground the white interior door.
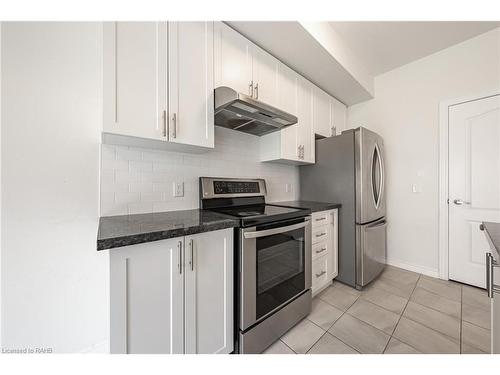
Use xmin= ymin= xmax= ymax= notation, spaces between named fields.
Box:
xmin=449 ymin=94 xmax=500 ymax=288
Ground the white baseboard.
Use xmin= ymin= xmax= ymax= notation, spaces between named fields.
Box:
xmin=386 ymin=258 xmax=440 ymax=279
xmin=79 ymin=340 xmax=109 ymax=353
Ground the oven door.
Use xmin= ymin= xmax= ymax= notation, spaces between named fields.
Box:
xmin=240 ymin=217 xmax=311 ymax=331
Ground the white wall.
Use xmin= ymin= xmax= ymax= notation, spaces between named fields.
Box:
xmin=1 ymin=23 xmax=107 ymax=352
xmin=347 ymin=28 xmax=500 ymax=276
xmin=101 ymin=127 xmax=299 ymax=216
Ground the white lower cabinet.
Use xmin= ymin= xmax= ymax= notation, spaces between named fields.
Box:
xmin=110 ymin=228 xmax=233 ymax=354
xmin=311 ymin=209 xmax=338 ymax=296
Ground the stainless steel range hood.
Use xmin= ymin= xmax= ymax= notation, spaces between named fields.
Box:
xmin=214 ymin=86 xmax=298 ymax=136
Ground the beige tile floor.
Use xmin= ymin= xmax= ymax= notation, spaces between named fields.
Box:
xmin=263 ymin=265 xmax=492 ymax=354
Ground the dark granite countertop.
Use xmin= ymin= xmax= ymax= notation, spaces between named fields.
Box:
xmin=269 ymin=200 xmax=341 ymax=213
xmin=97 ymin=209 xmax=238 ymax=251
xmin=482 ymin=222 xmax=500 ymax=258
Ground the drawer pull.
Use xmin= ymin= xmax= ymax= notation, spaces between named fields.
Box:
xmin=315 ymin=247 xmax=327 ymax=254
xmin=315 ymin=232 xmax=326 ymax=238
xmin=315 ymin=217 xmax=326 ymax=222
xmin=315 ymin=271 xmax=326 ymax=278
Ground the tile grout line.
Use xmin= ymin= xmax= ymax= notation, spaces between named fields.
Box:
xmin=278 ymin=338 xmax=297 ymax=354
xmin=383 ymin=273 xmax=422 ymax=354
xmin=319 ymin=310 xmax=363 ymax=354
xmin=308 ymin=289 xmax=363 ymax=354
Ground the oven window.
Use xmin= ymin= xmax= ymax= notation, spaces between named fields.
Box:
xmin=256 ymin=225 xmax=305 ymax=320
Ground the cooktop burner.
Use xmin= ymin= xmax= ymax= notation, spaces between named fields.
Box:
xmin=211 ymin=204 xmax=309 ymax=227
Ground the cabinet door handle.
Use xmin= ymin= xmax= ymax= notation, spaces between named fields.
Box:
xmin=189 ymin=239 xmax=194 ymax=272
xmin=315 ymin=271 xmax=326 ymax=278
xmin=163 ymin=110 xmax=167 ymax=138
xmin=249 ymin=81 xmax=254 ymax=97
xmin=315 ymin=217 xmax=326 ymax=222
xmin=255 ymin=83 xmax=259 ymax=99
xmin=171 ymin=113 xmax=177 ymax=139
xmin=177 ymin=240 xmax=183 ymax=274
xmin=315 ymin=247 xmax=327 ymax=254
xmin=315 ymin=232 xmax=326 ymax=238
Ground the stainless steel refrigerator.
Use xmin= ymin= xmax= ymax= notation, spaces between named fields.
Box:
xmin=300 ymin=127 xmax=387 ymax=289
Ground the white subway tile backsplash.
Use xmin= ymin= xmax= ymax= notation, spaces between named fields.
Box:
xmin=102 ymin=158 xmax=128 ymax=171
xmin=129 ymin=181 xmax=153 ymax=193
xmin=141 ymin=191 xmax=164 ymax=202
xmin=115 ymin=170 xmax=141 ymax=183
xmin=116 ymin=147 xmax=142 ymax=161
xmin=129 ymin=160 xmax=153 ymax=172
xmin=115 ymin=192 xmax=141 ymax=205
xmin=101 ymin=145 xmax=116 ymax=160
xmin=128 ymin=202 xmax=153 ymax=215
xmin=100 ymin=127 xmax=299 ymax=216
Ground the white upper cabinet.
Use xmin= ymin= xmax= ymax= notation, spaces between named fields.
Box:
xmin=260 ymin=70 xmax=316 ymax=165
xmin=277 ymin=62 xmax=297 ymax=114
xmin=103 ymin=21 xmax=214 ymax=150
xmin=252 ymin=46 xmax=279 ymax=107
xmin=168 ymin=22 xmax=215 ymax=148
xmin=313 ymin=86 xmax=347 ymax=138
xmin=297 ymin=76 xmax=315 ymax=163
xmin=215 ymin=23 xmax=280 ymax=107
xmin=313 ymin=86 xmax=333 ymax=138
xmin=214 ymin=22 xmax=253 ymax=96
xmin=103 ymin=22 xmax=165 ymax=140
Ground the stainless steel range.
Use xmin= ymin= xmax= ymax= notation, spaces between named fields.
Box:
xmin=199 ymin=177 xmax=312 ymax=354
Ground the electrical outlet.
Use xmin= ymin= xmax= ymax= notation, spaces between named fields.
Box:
xmin=173 ymin=182 xmax=184 ymax=197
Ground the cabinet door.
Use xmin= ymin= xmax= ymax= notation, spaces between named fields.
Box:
xmin=214 ymin=22 xmax=252 ymax=96
xmin=297 ymin=77 xmax=315 ymax=163
xmin=168 ymin=22 xmax=214 ymax=148
xmin=278 ymin=63 xmax=299 ymax=160
xmin=184 ymin=229 xmax=234 ymax=354
xmin=327 ymin=210 xmax=339 ymax=280
xmin=110 ymin=238 xmax=184 ymax=354
xmin=253 ymin=46 xmax=279 ymax=107
xmin=331 ymin=97 xmax=347 ymax=136
xmin=313 ymin=86 xmax=332 ymax=138
xmin=103 ymin=22 xmax=165 ymax=140
xmin=277 ymin=62 xmax=297 ymax=114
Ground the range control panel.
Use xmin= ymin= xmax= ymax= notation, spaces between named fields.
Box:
xmin=213 ymin=181 xmax=260 ymax=195
xmin=200 ymin=177 xmax=266 ymax=199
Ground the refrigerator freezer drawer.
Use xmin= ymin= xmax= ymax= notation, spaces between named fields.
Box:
xmin=356 ymin=219 xmax=387 ymax=287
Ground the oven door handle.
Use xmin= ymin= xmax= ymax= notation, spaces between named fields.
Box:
xmin=243 ymin=221 xmax=308 ymax=239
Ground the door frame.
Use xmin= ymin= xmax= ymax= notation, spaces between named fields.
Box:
xmin=438 ymin=89 xmax=500 ymax=280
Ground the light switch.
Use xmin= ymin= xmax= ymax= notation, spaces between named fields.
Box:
xmin=285 ymin=183 xmax=292 ymax=193
xmin=412 ymin=183 xmax=422 ymax=193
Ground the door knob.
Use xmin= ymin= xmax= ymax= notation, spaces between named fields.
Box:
xmin=453 ymin=199 xmax=471 ymax=205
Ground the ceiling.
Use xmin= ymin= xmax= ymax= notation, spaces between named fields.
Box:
xmin=329 ymin=21 xmax=500 ymax=76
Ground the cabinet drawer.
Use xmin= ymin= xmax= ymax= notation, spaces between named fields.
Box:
xmin=312 ymin=226 xmax=329 ymax=244
xmin=312 ymin=211 xmax=330 ymax=227
xmin=312 ymin=254 xmax=328 ymax=290
xmin=312 ymin=240 xmax=329 ymax=260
